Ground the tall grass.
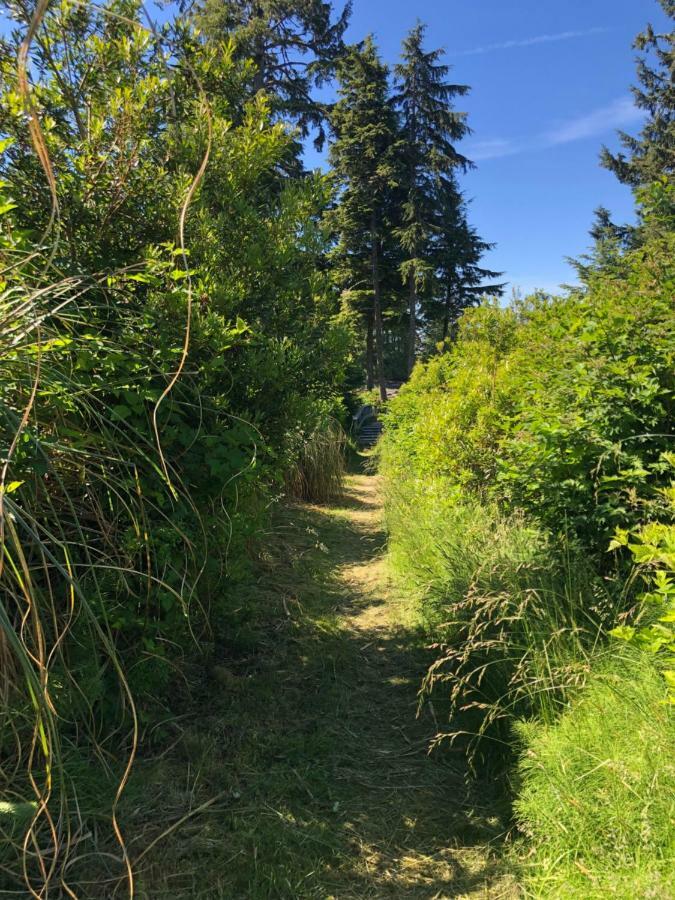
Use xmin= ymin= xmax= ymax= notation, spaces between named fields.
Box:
xmin=285 ymin=417 xmax=347 ymax=504
xmin=383 ymin=476 xmax=616 ymax=768
xmin=0 ymin=271 xmax=204 ymax=894
xmin=0 ymin=4 xmax=226 ymax=889
xmin=514 ymin=652 xmax=675 ymax=899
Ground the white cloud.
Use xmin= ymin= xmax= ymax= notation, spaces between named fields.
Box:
xmin=466 ymin=138 xmax=520 ymax=161
xmin=545 ymin=96 xmax=643 ymax=145
xmin=454 ymin=27 xmax=609 ymax=57
xmin=465 ymin=96 xmax=643 ymax=162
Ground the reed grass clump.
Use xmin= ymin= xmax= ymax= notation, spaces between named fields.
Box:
xmin=286 ymin=417 xmax=347 ymax=504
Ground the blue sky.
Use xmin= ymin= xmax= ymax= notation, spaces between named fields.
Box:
xmin=307 ymin=0 xmax=670 ymax=296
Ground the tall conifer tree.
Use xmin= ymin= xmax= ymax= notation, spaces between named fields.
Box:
xmin=393 ymin=22 xmax=471 ymax=374
xmin=569 ymin=206 xmax=637 ymax=285
xmin=329 ymin=38 xmax=399 ymax=401
xmin=601 ymin=0 xmax=674 ymax=186
xmin=428 ymin=178 xmax=504 ymax=340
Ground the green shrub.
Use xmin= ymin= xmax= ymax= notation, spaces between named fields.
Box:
xmin=0 ymin=9 xmax=354 ymax=892
xmin=379 ymin=224 xmax=674 ymax=771
xmin=379 ymin=302 xmax=518 ymax=497
xmin=609 ymin=469 xmax=675 ymax=702
xmin=514 ymin=654 xmax=675 ymax=899
xmin=382 ymin=234 xmax=675 ymax=561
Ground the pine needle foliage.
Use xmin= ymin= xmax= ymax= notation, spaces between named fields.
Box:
xmin=393 ymin=22 xmax=472 ymax=373
xmin=328 ymin=36 xmax=399 ymax=401
xmin=601 ymin=0 xmax=675 ymax=187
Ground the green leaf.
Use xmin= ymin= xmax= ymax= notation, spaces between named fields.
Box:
xmin=609 ymin=625 xmax=635 ymax=642
xmin=0 ymin=480 xmax=24 ymax=494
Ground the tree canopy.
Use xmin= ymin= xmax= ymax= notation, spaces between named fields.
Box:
xmin=195 ymin=0 xmax=351 ymax=144
xmin=393 ymin=22 xmax=473 ymax=372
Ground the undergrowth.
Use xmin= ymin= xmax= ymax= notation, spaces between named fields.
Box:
xmin=285 ymin=415 xmax=347 ymax=503
xmin=385 ymin=478 xmax=613 ymax=768
xmin=0 ymin=3 xmax=352 ymax=893
xmin=513 ymin=652 xmax=675 ymax=899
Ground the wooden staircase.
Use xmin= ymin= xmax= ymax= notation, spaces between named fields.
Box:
xmin=353 ymin=383 xmax=403 ymax=449
xmin=356 ymin=417 xmax=383 ymax=449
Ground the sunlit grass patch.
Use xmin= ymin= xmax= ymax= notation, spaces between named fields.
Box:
xmin=513 ymin=652 xmax=675 ymax=898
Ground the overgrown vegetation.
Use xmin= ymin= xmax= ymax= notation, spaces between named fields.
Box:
xmin=0 ymin=0 xmax=673 ymax=894
xmin=380 ymin=8 xmax=674 ymax=889
xmin=514 ymin=653 xmax=675 ymax=899
xmin=0 ymin=1 xmax=353 ymax=891
xmin=380 ymin=136 xmax=675 ymax=900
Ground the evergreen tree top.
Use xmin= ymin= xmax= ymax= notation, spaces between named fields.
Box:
xmin=329 ymin=38 xmax=399 ymax=195
xmin=601 ymin=0 xmax=674 ymax=186
xmin=393 ymin=21 xmax=472 ymax=173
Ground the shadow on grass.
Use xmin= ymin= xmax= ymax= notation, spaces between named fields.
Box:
xmin=120 ymin=469 xmax=514 ymax=899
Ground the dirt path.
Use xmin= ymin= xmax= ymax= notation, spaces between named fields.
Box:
xmin=134 ymin=470 xmax=513 ymax=898
xmin=304 ymin=473 xmax=512 ymax=898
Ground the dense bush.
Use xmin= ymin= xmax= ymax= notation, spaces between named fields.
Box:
xmin=0 ymin=5 xmax=353 ymax=892
xmin=609 ymin=478 xmax=675 ymax=701
xmin=380 ymin=199 xmax=675 ymax=892
xmin=383 ymin=232 xmax=674 ymax=558
xmin=380 ymin=227 xmax=674 ymax=751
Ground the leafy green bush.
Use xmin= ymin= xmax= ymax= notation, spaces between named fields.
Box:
xmin=0 ymin=6 xmax=354 ymax=892
xmin=514 ymin=654 xmax=675 ymax=899
xmin=382 ymin=234 xmax=675 ymax=559
xmin=610 ymin=466 xmax=675 ymax=701
xmin=379 ymin=203 xmax=675 ymax=895
xmin=380 ymin=301 xmax=518 ymax=497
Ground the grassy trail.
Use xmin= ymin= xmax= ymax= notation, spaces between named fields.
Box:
xmin=133 ymin=469 xmax=513 ymax=898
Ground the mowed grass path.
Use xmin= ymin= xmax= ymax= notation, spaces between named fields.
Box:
xmin=129 ymin=469 xmax=514 ymax=898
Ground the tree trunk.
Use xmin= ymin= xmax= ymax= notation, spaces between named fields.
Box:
xmin=365 ymin=310 xmax=374 ymax=389
xmin=407 ymin=270 xmax=417 ymax=376
xmin=370 ymin=218 xmax=388 ymax=403
xmin=442 ymin=286 xmax=450 ymax=341
xmin=252 ymin=3 xmax=266 ymax=92
xmin=253 ymin=61 xmax=265 ymax=92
